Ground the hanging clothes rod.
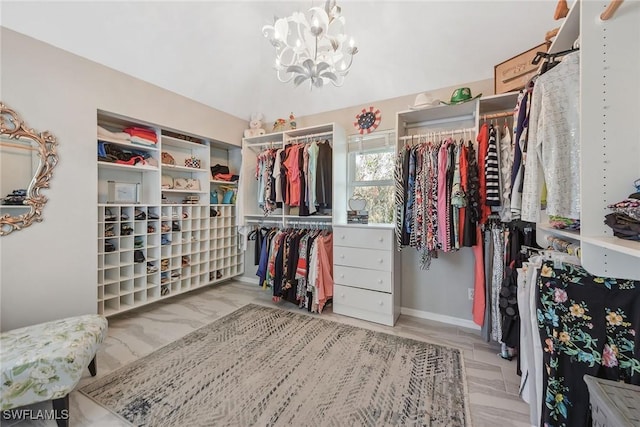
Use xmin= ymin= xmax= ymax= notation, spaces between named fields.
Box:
xmin=482 ymin=111 xmax=514 ymax=120
xmin=245 ymin=141 xmax=280 ymax=148
xmin=246 ymin=218 xmax=283 ymax=224
xmin=399 ymin=127 xmax=476 ymax=141
xmin=600 ymin=0 xmax=624 ymax=20
xmin=287 ymin=131 xmax=333 ymax=142
xmin=286 ymin=220 xmax=332 ymax=229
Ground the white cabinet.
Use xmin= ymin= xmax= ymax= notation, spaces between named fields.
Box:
xmin=96 ymin=111 xmax=243 ymax=316
xmin=332 ymin=225 xmax=401 ymax=326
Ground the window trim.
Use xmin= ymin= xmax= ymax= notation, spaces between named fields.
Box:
xmin=346 ymin=143 xmax=395 ymax=224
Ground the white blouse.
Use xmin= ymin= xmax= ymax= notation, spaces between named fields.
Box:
xmin=521 ymin=52 xmax=580 ymax=222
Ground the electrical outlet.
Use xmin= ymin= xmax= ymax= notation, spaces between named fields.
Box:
xmin=468 ymin=288 xmax=474 ymax=300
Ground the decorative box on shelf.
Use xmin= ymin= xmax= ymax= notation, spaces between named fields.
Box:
xmin=107 ymin=181 xmax=140 ymax=204
xmin=185 ymin=156 xmax=201 ymax=169
xmin=347 ymin=211 xmax=369 ymax=224
xmin=494 ymin=42 xmax=548 ymax=94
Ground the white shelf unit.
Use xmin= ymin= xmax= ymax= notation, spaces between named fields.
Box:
xmin=241 ymin=123 xmax=345 ymax=227
xmin=160 ymin=134 xmax=210 ymax=205
xmin=97 ymin=110 xmax=243 ymax=316
xmin=535 ymin=0 xmax=640 ymax=280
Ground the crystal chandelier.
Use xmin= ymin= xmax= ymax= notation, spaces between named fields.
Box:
xmin=262 ymin=0 xmax=358 ymax=89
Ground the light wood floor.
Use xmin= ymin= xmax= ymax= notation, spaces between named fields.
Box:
xmin=8 ymin=280 xmax=533 ymax=426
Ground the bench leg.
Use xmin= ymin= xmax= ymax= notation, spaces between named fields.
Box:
xmin=88 ymin=356 xmax=97 ymax=376
xmin=52 ymin=394 xmax=69 ymax=427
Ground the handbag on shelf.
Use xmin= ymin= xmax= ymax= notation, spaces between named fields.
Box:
xmin=161 ymin=175 xmax=174 ymax=189
xmin=186 ymin=178 xmax=200 ymax=190
xmin=185 ymin=156 xmax=201 ymax=169
xmin=161 ymin=152 xmax=175 ymax=165
xmin=174 ymin=178 xmax=200 ymax=191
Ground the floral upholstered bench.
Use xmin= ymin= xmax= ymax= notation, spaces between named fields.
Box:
xmin=0 ymin=314 xmax=108 ymax=427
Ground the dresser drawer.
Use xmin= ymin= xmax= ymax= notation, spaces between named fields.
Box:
xmin=334 ymin=265 xmax=392 ymax=293
xmin=333 ymin=226 xmax=393 ymax=251
xmin=334 ymin=246 xmax=392 ymax=272
xmin=333 ymin=284 xmax=395 ymax=326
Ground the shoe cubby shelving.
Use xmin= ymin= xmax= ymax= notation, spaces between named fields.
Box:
xmin=97 ymin=110 xmax=243 ymax=316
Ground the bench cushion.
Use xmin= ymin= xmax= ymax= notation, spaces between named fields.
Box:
xmin=0 ymin=314 xmax=108 ymax=410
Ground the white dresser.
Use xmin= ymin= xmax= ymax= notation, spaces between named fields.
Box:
xmin=332 ymin=225 xmax=401 ymax=326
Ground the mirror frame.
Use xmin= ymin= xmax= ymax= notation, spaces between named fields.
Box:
xmin=1 ymin=102 xmax=58 ymax=236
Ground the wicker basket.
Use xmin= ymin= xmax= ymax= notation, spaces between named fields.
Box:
xmin=584 ymin=375 xmax=640 ymax=427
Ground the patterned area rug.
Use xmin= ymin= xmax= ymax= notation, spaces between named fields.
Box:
xmin=81 ymin=304 xmax=470 ymax=426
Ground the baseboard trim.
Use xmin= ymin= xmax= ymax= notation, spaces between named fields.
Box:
xmin=400 ymin=307 xmax=480 ymax=330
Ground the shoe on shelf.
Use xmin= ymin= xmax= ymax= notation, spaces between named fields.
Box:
xmin=216 ymin=270 xmax=223 ymax=279
xmin=134 ymin=238 xmax=144 ymax=248
xmin=121 ymin=225 xmax=134 ymax=236
xmin=134 ymin=250 xmax=146 ymax=263
xmin=147 ymin=224 xmax=156 ymax=233
xmin=161 ymin=236 xmax=171 ymax=245
xmin=148 ymin=211 xmax=159 ymax=220
xmin=182 ymin=256 xmax=190 ymax=267
xmin=171 ymin=271 xmax=181 ymax=278
xmin=105 ymin=224 xmax=115 ymax=237
xmin=161 ymin=284 xmax=169 ymax=295
xmin=161 ymin=223 xmax=171 ymax=233
xmin=172 ymin=221 xmax=181 ymax=232
xmin=120 ymin=213 xmax=129 ymax=221
xmin=105 ymin=208 xmax=117 ymax=222
xmin=147 ymin=263 xmax=158 ymax=274
xmin=105 ymin=241 xmax=116 ymax=252
xmin=135 ymin=208 xmax=146 ymax=220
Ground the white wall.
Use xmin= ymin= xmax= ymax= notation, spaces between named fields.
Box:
xmin=279 ymin=79 xmax=494 ymax=324
xmin=0 ymin=28 xmax=246 ymax=331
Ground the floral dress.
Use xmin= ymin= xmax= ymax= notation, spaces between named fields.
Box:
xmin=536 ymin=260 xmax=640 ymax=427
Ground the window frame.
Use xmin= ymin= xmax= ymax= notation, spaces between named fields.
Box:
xmin=346 ymin=142 xmax=395 ymax=224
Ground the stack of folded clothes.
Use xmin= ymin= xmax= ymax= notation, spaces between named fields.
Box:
xmin=97 ymin=125 xmax=131 ymax=144
xmin=604 ymin=179 xmax=640 ymax=241
xmin=123 ymin=126 xmax=157 ymax=147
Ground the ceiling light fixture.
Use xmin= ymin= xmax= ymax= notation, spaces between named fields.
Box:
xmin=262 ymin=0 xmax=358 ymax=89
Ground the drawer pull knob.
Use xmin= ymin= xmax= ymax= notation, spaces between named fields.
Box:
xmin=340 ymin=254 xmax=345 ymax=259
xmin=341 ymin=293 xmax=345 ymax=298
xmin=378 ymin=279 xmax=383 ymax=284
xmin=378 ymin=259 xmax=383 ymax=263
xmin=379 ymin=301 xmax=383 ymax=306
xmin=378 ymin=237 xmax=384 ymax=242
xmin=340 ymin=235 xmax=345 ymax=239
xmin=340 ymin=274 xmax=344 ymax=278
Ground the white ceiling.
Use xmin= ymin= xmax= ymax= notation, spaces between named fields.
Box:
xmin=1 ymin=1 xmax=557 ymax=120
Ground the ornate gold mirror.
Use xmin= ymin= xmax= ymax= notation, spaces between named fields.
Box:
xmin=0 ymin=102 xmax=58 ymax=236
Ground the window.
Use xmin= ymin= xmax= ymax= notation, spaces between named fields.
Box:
xmin=347 ymin=131 xmax=395 ymax=224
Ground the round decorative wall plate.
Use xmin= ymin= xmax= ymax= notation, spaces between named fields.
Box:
xmin=354 ymin=106 xmax=381 ymax=134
